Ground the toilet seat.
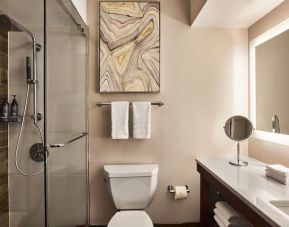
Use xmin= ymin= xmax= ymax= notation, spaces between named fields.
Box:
xmin=108 ymin=211 xmax=153 ymax=227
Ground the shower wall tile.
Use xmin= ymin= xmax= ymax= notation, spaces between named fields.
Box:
xmin=0 ymin=131 xmax=8 ymax=146
xmin=0 ymin=31 xmax=8 ymax=227
xmin=0 ymin=147 xmax=8 ymax=177
xmin=48 ymin=175 xmax=87 ymax=206
xmin=49 ymin=205 xmax=86 ymax=227
xmin=0 ymin=68 xmax=8 ymax=84
xmin=0 ymin=85 xmax=7 ymax=102
xmin=0 ymin=53 xmax=8 ymax=70
xmin=0 ymin=212 xmax=9 ymax=227
xmin=10 ymin=206 xmax=45 ymax=227
xmin=0 ymin=31 xmax=7 ymax=39
xmin=0 ymin=175 xmax=8 ymax=210
xmin=0 ymin=36 xmax=8 ymax=54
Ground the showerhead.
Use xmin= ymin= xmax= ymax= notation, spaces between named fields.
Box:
xmin=0 ymin=12 xmax=21 ymax=32
xmin=0 ymin=10 xmax=35 ymax=40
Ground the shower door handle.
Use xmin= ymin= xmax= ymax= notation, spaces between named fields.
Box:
xmin=49 ymin=132 xmax=88 ymax=148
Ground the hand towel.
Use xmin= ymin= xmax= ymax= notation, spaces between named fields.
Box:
xmin=214 ymin=215 xmax=226 ymax=227
xmin=215 ymin=201 xmax=244 ymax=224
xmin=111 ymin=101 xmax=129 ymax=139
xmin=132 ymin=102 xmax=151 ymax=139
xmin=266 ymin=169 xmax=288 ymax=185
xmin=266 ymin=164 xmax=289 ymax=177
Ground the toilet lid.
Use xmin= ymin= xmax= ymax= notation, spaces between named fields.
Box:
xmin=108 ymin=211 xmax=153 ymax=227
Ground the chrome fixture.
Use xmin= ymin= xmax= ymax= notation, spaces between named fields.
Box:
xmin=224 ymin=116 xmax=253 ymax=167
xmin=272 ymin=114 xmax=280 ymax=133
xmin=0 ymin=11 xmax=44 ymax=176
xmin=96 ymin=101 xmax=165 ymax=107
xmin=50 ymin=132 xmax=88 ymax=148
xmin=30 ymin=143 xmax=45 ymax=162
xmin=57 ymin=0 xmax=86 ymax=34
xmin=167 ymin=185 xmax=190 ymax=193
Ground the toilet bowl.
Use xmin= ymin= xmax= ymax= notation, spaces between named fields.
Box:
xmin=108 ymin=211 xmax=153 ymax=227
xmin=104 ymin=164 xmax=158 ymax=227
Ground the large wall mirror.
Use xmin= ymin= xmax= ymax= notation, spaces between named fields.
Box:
xmin=250 ymin=18 xmax=289 ymax=145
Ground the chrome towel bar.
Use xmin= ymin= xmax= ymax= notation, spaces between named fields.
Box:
xmin=96 ymin=101 xmax=164 ymax=107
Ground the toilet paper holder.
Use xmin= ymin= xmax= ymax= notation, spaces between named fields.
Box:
xmin=167 ymin=185 xmax=190 ymax=193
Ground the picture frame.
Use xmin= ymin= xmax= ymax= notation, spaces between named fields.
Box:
xmin=99 ymin=1 xmax=160 ymax=93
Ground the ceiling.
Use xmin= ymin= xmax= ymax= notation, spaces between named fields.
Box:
xmin=192 ymin=0 xmax=284 ymax=28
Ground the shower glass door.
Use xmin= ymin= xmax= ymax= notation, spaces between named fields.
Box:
xmin=0 ymin=0 xmax=88 ymax=226
xmin=46 ymin=0 xmax=88 ymax=226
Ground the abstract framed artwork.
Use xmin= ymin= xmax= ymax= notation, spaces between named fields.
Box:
xmin=99 ymin=1 xmax=160 ymax=93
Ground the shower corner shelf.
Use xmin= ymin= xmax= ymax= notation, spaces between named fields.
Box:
xmin=0 ymin=115 xmax=23 ymax=123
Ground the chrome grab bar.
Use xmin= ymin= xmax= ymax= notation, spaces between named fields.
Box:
xmin=49 ymin=132 xmax=88 ymax=148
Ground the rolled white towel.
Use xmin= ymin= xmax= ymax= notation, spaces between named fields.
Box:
xmin=266 ymin=164 xmax=289 ymax=177
xmin=214 ymin=208 xmax=248 ymax=227
xmin=214 ymin=215 xmax=226 ymax=227
xmin=266 ymin=169 xmax=288 ymax=185
xmin=215 ymin=201 xmax=245 ymax=224
xmin=214 ymin=208 xmax=230 ymax=226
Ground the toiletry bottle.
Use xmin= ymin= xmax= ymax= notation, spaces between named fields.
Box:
xmin=11 ymin=95 xmax=18 ymax=121
xmin=1 ymin=95 xmax=9 ymax=122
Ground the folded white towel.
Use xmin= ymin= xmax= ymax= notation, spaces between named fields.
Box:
xmin=214 ymin=208 xmax=230 ymax=226
xmin=266 ymin=170 xmax=288 ymax=185
xmin=132 ymin=102 xmax=151 ymax=139
xmin=214 ymin=208 xmax=248 ymax=227
xmin=214 ymin=215 xmax=226 ymax=227
xmin=111 ymin=101 xmax=129 ymax=139
xmin=215 ymin=201 xmax=244 ymax=224
xmin=266 ymin=164 xmax=289 ymax=177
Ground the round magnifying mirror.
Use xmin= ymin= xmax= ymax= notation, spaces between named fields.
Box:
xmin=224 ymin=116 xmax=253 ymax=166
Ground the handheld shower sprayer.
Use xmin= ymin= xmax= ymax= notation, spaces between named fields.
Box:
xmin=26 ymin=56 xmax=32 ymax=81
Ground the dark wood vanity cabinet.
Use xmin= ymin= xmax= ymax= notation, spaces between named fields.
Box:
xmin=197 ymin=161 xmax=277 ymax=227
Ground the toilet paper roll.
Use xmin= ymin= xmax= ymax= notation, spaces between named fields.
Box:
xmin=174 ymin=186 xmax=188 ymax=200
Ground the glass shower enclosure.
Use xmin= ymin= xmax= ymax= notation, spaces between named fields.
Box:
xmin=0 ymin=0 xmax=89 ymax=226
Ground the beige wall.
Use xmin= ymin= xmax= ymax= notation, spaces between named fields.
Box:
xmin=88 ymin=0 xmax=248 ymax=224
xmin=249 ymin=1 xmax=289 ymax=167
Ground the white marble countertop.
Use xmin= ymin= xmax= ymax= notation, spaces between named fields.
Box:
xmin=196 ymin=157 xmax=289 ymax=227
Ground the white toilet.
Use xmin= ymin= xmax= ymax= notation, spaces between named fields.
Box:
xmin=103 ymin=164 xmax=158 ymax=227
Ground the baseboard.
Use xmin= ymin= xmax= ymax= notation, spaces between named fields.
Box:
xmin=155 ymin=223 xmax=200 ymax=227
xmin=82 ymin=223 xmax=200 ymax=227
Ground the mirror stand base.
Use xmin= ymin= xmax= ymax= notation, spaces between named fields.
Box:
xmin=229 ymin=160 xmax=248 ymax=166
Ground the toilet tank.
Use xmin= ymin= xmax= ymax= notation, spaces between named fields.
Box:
xmin=104 ymin=164 xmax=158 ymax=210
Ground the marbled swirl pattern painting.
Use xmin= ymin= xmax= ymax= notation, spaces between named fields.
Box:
xmin=99 ymin=1 xmax=160 ymax=92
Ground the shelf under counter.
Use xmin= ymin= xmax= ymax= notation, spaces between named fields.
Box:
xmin=196 ymin=157 xmax=289 ymax=227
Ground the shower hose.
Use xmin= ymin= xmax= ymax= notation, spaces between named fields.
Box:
xmin=15 ymin=84 xmax=44 ymax=176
